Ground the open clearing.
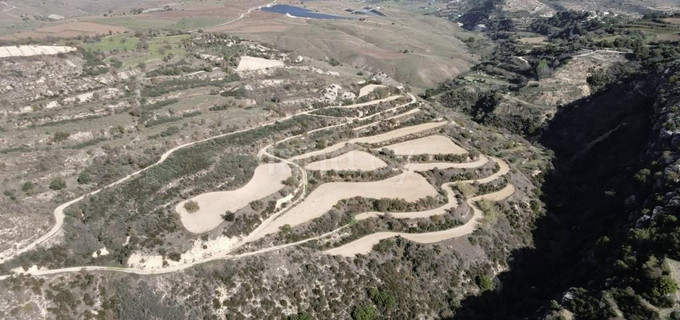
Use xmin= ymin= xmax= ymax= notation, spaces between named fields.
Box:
xmin=176 ymin=162 xmax=291 ymax=233
xmin=380 ymin=134 xmax=467 ymax=155
xmin=358 ymin=84 xmax=386 ymax=97
xmin=292 ymin=121 xmax=449 ymax=160
xmin=304 ymin=150 xmax=387 ymax=171
xmin=0 ymin=45 xmax=76 ymax=58
xmin=254 ymin=171 xmax=438 ymax=239
xmin=518 ymin=36 xmax=548 ymax=44
xmin=236 ymin=55 xmax=285 ymax=71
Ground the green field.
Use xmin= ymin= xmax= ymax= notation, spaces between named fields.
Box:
xmin=82 ymin=34 xmax=140 ymax=52
xmin=123 ymin=34 xmax=190 ymax=68
xmin=83 ymin=34 xmax=190 ymax=69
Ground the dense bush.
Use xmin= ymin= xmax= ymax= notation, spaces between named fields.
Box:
xmin=49 ymin=178 xmax=66 ymax=191
xmin=183 ymin=200 xmax=200 ymax=213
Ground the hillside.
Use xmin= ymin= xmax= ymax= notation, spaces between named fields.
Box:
xmin=428 ymin=1 xmax=680 ymax=319
xmin=0 ymin=26 xmax=547 ymax=319
xmin=0 ymin=0 xmax=679 ymax=319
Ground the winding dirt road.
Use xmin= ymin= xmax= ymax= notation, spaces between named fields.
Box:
xmin=0 ymin=93 xmax=419 ymax=278
xmin=0 ymin=91 xmax=514 ymax=279
xmin=325 ymin=183 xmax=515 ymax=257
xmin=207 ymin=0 xmax=278 ymax=30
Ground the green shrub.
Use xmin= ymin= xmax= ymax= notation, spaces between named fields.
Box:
xmin=223 ymin=211 xmax=235 ymax=222
xmin=351 ymin=303 xmax=375 ymax=320
xmin=49 ymin=178 xmax=66 ymax=190
xmin=21 ymin=182 xmax=34 ymax=192
xmin=77 ymin=171 xmax=92 ymax=184
xmin=52 ymin=131 xmax=70 ymax=143
xmin=368 ymin=288 xmax=396 ymax=310
xmin=288 ymin=312 xmax=313 ymax=320
xmin=475 ymin=275 xmax=493 ymax=292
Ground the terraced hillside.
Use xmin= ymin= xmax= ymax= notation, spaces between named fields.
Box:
xmin=1 ymin=87 xmax=517 ymax=273
xmin=0 ymin=27 xmax=549 ymax=317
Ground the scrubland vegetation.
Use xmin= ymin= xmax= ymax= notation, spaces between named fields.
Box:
xmin=3 ymin=1 xmax=679 ymax=319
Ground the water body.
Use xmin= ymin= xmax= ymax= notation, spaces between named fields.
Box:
xmin=261 ymin=4 xmax=352 ymax=20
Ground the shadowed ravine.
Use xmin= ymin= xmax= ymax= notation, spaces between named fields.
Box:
xmin=453 ymin=81 xmax=655 ymax=319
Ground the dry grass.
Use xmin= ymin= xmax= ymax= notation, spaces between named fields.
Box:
xmin=518 ymin=36 xmax=548 ymax=44
xmin=207 ymin=0 xmax=477 ymax=88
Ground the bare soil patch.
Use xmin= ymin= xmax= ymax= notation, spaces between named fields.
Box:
xmin=176 ymin=162 xmax=291 ymax=233
xmin=255 ymin=171 xmax=438 ymax=239
xmin=305 ymin=150 xmax=387 ymax=171
xmin=236 ymin=55 xmax=285 ymax=71
xmin=358 ymin=84 xmax=386 ymax=97
xmin=380 ymin=134 xmax=467 ymax=155
xmin=519 ymin=36 xmax=548 ymax=44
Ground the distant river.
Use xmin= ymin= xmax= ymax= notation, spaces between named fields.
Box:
xmin=261 ymin=4 xmax=351 ymax=20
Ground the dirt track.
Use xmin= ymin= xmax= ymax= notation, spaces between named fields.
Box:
xmin=326 ymin=184 xmax=515 ymax=257
xmin=292 ymin=121 xmax=448 ymax=160
xmin=0 ymin=90 xmax=517 ymax=278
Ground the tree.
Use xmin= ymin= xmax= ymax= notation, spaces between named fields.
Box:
xmin=250 ymin=200 xmax=264 ymax=211
xmin=223 ymin=211 xmax=235 ymax=222
xmin=351 ymin=303 xmax=375 ymax=320
xmin=283 ymin=176 xmax=299 ymax=187
xmin=368 ymin=288 xmax=396 ymax=310
xmin=475 ymin=275 xmax=493 ymax=292
xmin=288 ymin=312 xmax=313 ymax=320
xmin=375 ymin=198 xmax=392 ymax=212
xmin=535 ymin=59 xmax=552 ymax=80
xmin=49 ymin=178 xmax=66 ymax=191
xmin=184 ymin=200 xmax=200 ymax=213
xmin=77 ymin=171 xmax=92 ymax=184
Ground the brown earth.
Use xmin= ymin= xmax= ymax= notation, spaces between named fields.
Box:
xmin=0 ymin=21 xmax=127 ymax=40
